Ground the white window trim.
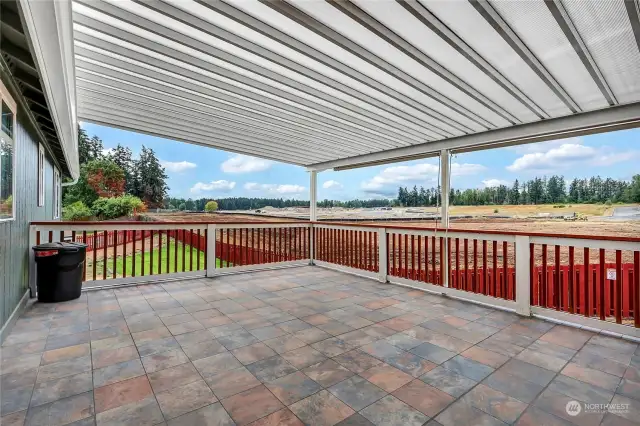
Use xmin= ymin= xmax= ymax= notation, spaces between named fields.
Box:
xmin=53 ymin=168 xmax=61 ymax=220
xmin=0 ymin=79 xmax=17 ymax=223
xmin=38 ymin=143 xmax=45 ymax=207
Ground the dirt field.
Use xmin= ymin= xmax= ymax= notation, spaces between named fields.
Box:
xmin=146 ymin=211 xmax=640 ymax=238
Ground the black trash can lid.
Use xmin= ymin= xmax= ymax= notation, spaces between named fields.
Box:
xmin=33 ymin=242 xmax=87 ymax=252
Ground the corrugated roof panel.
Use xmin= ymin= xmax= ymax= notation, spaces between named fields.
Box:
xmin=491 ymin=0 xmax=608 ymax=112
xmin=291 ymin=0 xmax=511 ymax=129
xmin=562 ymin=0 xmax=640 ymax=105
xmin=423 ymin=0 xmax=571 ymax=117
xmin=355 ymin=0 xmax=538 ymax=124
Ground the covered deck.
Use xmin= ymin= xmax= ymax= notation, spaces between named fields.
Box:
xmin=2 ymin=266 xmax=638 ymax=426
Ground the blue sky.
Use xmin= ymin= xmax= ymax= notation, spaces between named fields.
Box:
xmin=81 ymin=122 xmax=640 ymax=201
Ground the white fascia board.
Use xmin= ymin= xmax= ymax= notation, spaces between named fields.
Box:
xmin=19 ymin=0 xmax=79 ymax=179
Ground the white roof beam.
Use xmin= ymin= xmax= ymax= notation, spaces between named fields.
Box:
xmin=308 ymin=102 xmax=640 ymax=170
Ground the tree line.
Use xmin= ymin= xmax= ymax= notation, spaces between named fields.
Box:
xmin=396 ymin=175 xmax=640 ymax=207
xmin=164 ymin=197 xmax=393 ymax=211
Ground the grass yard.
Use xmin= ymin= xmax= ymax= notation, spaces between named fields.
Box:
xmin=93 ymin=242 xmax=228 ymax=278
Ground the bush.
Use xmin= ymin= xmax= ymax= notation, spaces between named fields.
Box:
xmin=493 ymin=208 xmax=499 ymax=213
xmin=62 ymin=201 xmax=93 ymax=221
xmin=205 ymin=200 xmax=218 ymax=212
xmin=553 ymin=204 xmax=566 ymax=208
xmin=92 ymin=195 xmax=145 ymax=220
xmin=605 ymin=199 xmax=612 ymax=206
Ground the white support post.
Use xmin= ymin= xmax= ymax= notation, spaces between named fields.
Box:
xmin=378 ymin=228 xmax=387 ymax=283
xmin=440 ymin=149 xmax=450 ymax=228
xmin=309 ymin=171 xmax=317 ymax=222
xmin=28 ymin=225 xmax=37 ymax=298
xmin=515 ymin=235 xmax=531 ymax=316
xmin=206 ymin=224 xmax=216 ymax=277
xmin=309 ymin=171 xmax=317 ymax=266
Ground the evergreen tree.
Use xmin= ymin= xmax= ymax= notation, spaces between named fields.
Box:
xmin=77 ymin=128 xmax=104 ymax=165
xmin=510 ymin=179 xmax=520 ymax=204
xmin=136 ymin=146 xmax=168 ymax=208
xmin=107 ymin=144 xmax=138 ymax=195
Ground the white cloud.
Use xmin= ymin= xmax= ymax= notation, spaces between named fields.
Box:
xmin=506 ymin=141 xmax=638 ymax=172
xmin=482 ymin=179 xmax=510 ymax=188
xmin=244 ymin=182 xmax=305 ymax=196
xmin=361 ymin=161 xmax=485 ymax=194
xmin=508 ymin=138 xmax=580 ymax=154
xmin=161 ymin=160 xmax=197 ymax=173
xmin=190 ymin=180 xmax=236 ymax=194
xmin=322 ymin=180 xmax=343 ymax=190
xmin=221 ymin=155 xmax=272 ymax=173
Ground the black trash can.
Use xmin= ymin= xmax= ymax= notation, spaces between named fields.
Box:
xmin=33 ymin=242 xmax=87 ymax=303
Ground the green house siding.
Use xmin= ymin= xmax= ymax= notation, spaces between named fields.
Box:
xmin=0 ymin=113 xmax=57 ymax=330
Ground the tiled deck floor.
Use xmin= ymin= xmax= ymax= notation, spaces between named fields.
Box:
xmin=2 ymin=266 xmax=640 ymax=426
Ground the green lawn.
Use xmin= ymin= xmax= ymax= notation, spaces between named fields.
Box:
xmin=93 ymin=242 xmax=228 ymax=278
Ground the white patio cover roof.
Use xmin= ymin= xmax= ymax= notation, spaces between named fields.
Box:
xmin=72 ymin=0 xmax=640 ymax=170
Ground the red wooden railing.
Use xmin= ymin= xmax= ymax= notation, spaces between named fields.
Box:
xmin=530 ymin=241 xmax=640 ymax=326
xmin=314 ymin=226 xmax=379 ymax=273
xmin=215 ymin=226 xmax=310 ymax=268
xmin=31 ymin=220 xmax=640 ymax=332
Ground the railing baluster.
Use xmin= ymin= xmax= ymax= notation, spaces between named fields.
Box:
xmin=584 ymin=247 xmax=590 ymax=317
xmin=166 ymin=230 xmax=171 ymax=274
xmin=568 ymin=246 xmax=574 ymax=313
xmin=483 ymin=240 xmax=488 ymax=295
xmin=204 ymin=228 xmax=208 ymax=271
xmin=391 ymin=233 xmax=396 ymax=275
xmin=417 ymin=235 xmax=422 ymax=281
xmin=554 ymin=245 xmax=560 ymax=310
xmin=473 ymin=239 xmax=478 ymax=293
xmin=635 ymin=251 xmax=640 ymax=328
xmin=102 ymin=231 xmax=108 ymax=279
xmin=122 ymin=230 xmax=127 ymax=278
xmin=411 ymin=234 xmax=420 ymax=280
xmin=464 ymin=239 xmax=469 ymax=291
xmin=159 ymin=229 xmax=164 ymax=275
xmin=112 ymin=230 xmax=117 ymax=279
xmin=173 ymin=229 xmax=178 ymax=272
xmin=151 ymin=230 xmax=156 ymax=276
xmin=440 ymin=237 xmax=444 ymax=286
xmin=493 ymin=241 xmax=498 ymax=298
xmin=197 ymin=229 xmax=201 ymax=270
xmin=360 ymin=231 xmax=364 ymax=269
xmin=404 ymin=234 xmax=409 ymax=279
xmin=540 ymin=244 xmax=547 ymax=307
xmin=91 ymin=231 xmax=97 ymax=281
xmin=616 ymin=249 xmax=623 ymax=324
xmin=431 ymin=236 xmax=436 ymax=283
xmin=182 ymin=229 xmax=187 ymax=271
xmin=455 ymin=238 xmax=460 ymax=290
xmin=503 ymin=241 xmax=508 ymax=299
